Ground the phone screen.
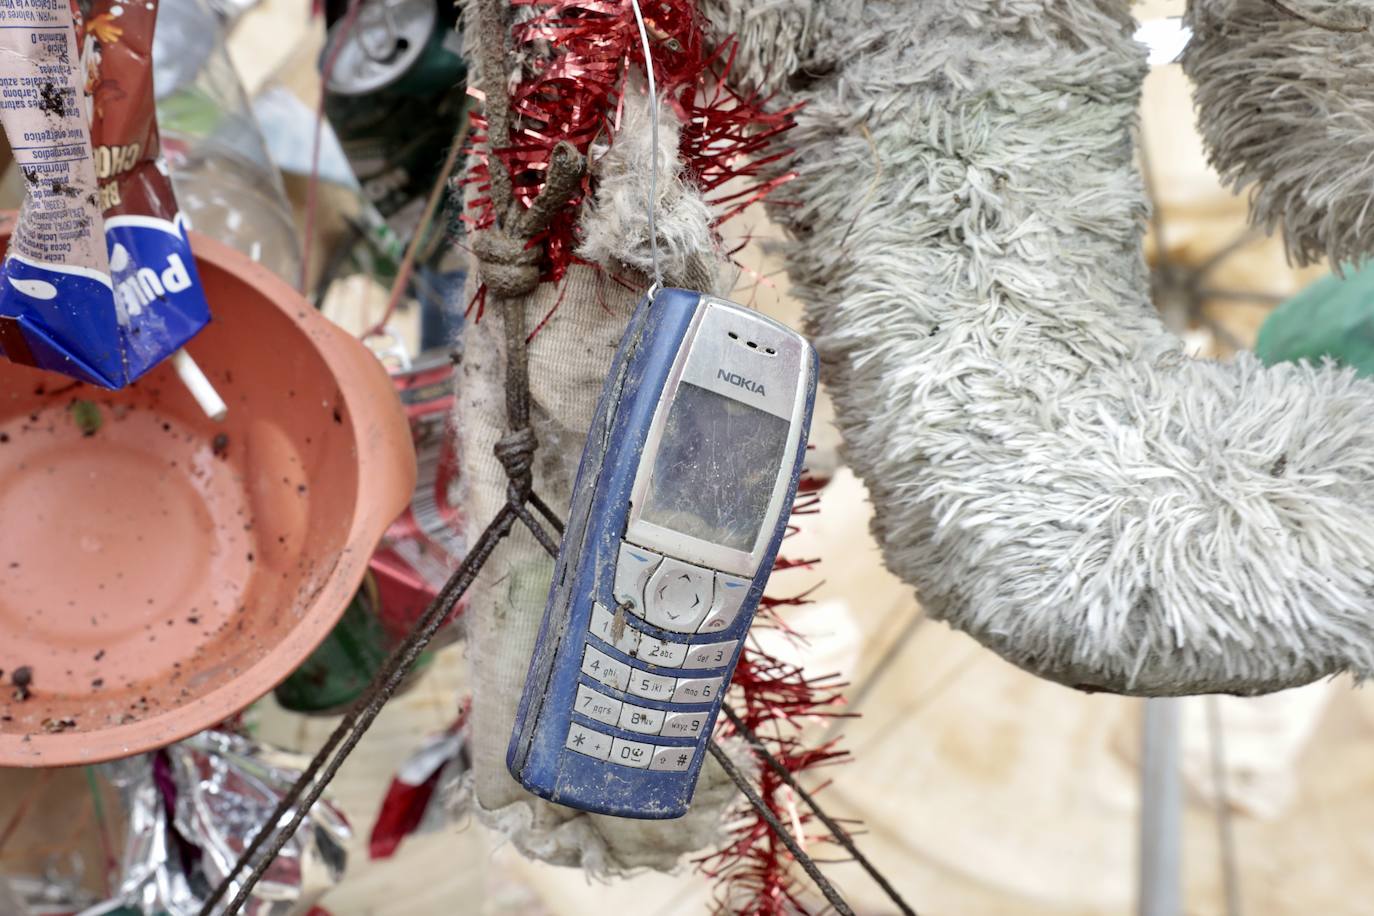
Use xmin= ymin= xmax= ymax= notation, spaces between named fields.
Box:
xmin=640 ymin=381 xmax=790 ymax=552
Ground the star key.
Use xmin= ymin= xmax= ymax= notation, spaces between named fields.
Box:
xmin=565 ymin=723 xmax=611 ymax=761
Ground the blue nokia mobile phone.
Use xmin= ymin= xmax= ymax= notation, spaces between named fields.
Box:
xmin=507 ymin=287 xmax=817 ymax=819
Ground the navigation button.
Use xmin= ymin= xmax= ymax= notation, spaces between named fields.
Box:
xmin=645 ymin=558 xmax=713 ymax=632
xmin=650 ymin=745 xmax=695 ymax=772
xmin=683 ymin=639 xmax=737 ymax=670
xmin=609 ymin=737 xmax=654 ymax=769
xmin=566 ymin=722 xmax=612 ymax=760
xmin=617 ymin=703 xmax=666 ymax=735
xmin=699 ymin=573 xmax=751 ymax=633
xmin=614 ymin=542 xmax=662 ymax=618
xmin=574 ymin=683 xmax=622 ymax=727
xmin=589 ymin=602 xmax=640 ymax=655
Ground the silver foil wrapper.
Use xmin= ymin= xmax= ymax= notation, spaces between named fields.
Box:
xmin=80 ymin=730 xmax=349 ymax=916
xmin=2 ymin=866 xmax=102 ymax=916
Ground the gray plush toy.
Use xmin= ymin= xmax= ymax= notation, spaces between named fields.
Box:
xmin=1184 ymin=0 xmax=1374 ymax=267
xmin=698 ymin=0 xmax=1374 ymax=697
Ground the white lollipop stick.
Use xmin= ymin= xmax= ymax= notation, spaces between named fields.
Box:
xmin=171 ymin=348 xmax=227 ymax=422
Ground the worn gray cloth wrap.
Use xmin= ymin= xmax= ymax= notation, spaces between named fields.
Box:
xmin=711 ymin=0 xmax=1374 ymax=697
xmin=454 ymin=12 xmax=740 ymax=862
xmin=456 ymin=264 xmax=740 ymax=872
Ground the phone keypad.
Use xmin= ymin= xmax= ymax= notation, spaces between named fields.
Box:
xmin=575 ymin=684 xmax=709 ymax=739
xmin=564 ymin=719 xmax=702 ymax=772
xmin=587 ymin=600 xmax=739 ymax=674
xmin=564 ymin=539 xmax=749 ymax=770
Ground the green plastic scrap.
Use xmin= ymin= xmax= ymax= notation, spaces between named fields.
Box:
xmin=1256 ymin=261 xmax=1374 ymax=374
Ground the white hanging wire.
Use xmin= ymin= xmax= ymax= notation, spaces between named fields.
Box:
xmin=628 ymin=0 xmax=664 ymax=292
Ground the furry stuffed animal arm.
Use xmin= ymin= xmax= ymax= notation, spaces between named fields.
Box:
xmin=712 ymin=0 xmax=1374 ymax=696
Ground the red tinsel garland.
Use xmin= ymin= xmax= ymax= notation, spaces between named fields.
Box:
xmin=462 ymin=0 xmax=798 ymax=286
xmin=672 ymin=41 xmax=800 ymax=225
xmin=694 ymin=470 xmax=848 ymax=913
xmin=700 ymin=546 xmax=851 ymax=915
xmin=703 ymin=637 xmax=851 ymax=916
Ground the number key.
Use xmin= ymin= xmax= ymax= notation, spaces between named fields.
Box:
xmin=635 ymin=632 xmax=687 ymax=667
xmin=682 ymin=639 xmax=737 ymax=670
xmin=617 ymin=702 xmax=666 ymax=735
xmin=565 ymin=723 xmax=612 ymax=760
xmin=626 ymin=667 xmax=676 ymax=702
xmin=574 ymin=683 xmax=622 ymax=727
xmin=672 ymin=676 xmax=722 ymax=704
xmin=650 ymin=745 xmax=694 ymax=772
xmin=581 ymin=645 xmax=630 ymax=692
xmin=609 ymin=737 xmax=654 ymax=769
xmin=660 ymin=711 xmax=706 ymax=738
xmin=589 ymin=603 xmax=640 ymax=655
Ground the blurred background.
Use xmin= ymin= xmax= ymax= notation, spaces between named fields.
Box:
xmin=5 ymin=0 xmax=1374 ymax=913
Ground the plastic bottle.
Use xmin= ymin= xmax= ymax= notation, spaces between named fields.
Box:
xmin=152 ymin=0 xmax=302 ymax=281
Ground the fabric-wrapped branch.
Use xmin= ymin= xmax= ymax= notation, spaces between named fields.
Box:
xmin=455 ymin=0 xmax=738 ymax=874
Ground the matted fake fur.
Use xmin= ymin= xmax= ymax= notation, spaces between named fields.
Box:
xmin=1183 ymin=0 xmax=1374 ymax=267
xmin=719 ymin=0 xmax=1374 ymax=696
xmin=577 ymin=84 xmax=726 ymax=293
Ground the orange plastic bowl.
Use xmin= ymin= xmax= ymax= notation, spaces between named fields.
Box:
xmin=0 ymin=222 xmax=416 ymax=766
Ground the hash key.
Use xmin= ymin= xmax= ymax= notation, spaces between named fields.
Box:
xmin=650 ymin=745 xmax=694 ymax=772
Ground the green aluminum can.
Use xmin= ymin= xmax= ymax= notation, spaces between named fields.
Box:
xmin=274 ymin=576 xmax=431 ymax=715
xmin=322 ymin=0 xmax=468 ymax=233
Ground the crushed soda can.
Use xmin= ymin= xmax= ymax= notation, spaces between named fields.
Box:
xmin=0 ymin=0 xmax=210 ymax=388
xmin=85 ymin=730 xmax=349 ymax=916
xmin=368 ymin=350 xmax=467 ymax=645
xmin=323 ymin=0 xmax=466 ymax=238
xmin=368 ymin=702 xmax=470 ymax=861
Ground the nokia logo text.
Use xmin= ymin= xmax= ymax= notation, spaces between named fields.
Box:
xmin=717 ymin=368 xmax=766 ymax=396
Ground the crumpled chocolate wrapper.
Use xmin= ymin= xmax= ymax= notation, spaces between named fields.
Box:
xmin=80 ymin=730 xmax=349 ymax=916
xmin=369 ymin=707 xmax=471 ymax=861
